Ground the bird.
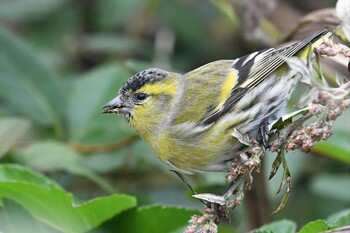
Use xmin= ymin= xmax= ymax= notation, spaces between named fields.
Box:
xmin=102 ymin=28 xmax=334 ymax=174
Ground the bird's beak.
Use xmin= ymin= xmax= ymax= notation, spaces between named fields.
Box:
xmin=101 ymin=95 xmax=130 ymax=114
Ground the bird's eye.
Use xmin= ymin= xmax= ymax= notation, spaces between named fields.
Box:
xmin=135 ymin=92 xmax=147 ymax=101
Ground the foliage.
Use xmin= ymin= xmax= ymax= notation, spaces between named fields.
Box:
xmin=0 ymin=164 xmax=195 ymax=233
xmin=0 ymin=164 xmax=348 ymax=233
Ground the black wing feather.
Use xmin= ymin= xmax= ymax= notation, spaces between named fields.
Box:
xmin=199 ymin=29 xmax=330 ymax=126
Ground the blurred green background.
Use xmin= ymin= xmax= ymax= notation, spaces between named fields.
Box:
xmin=0 ymin=0 xmax=349 ymax=232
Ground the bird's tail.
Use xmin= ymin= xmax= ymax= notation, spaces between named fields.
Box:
xmin=296 ymin=24 xmax=342 ymax=61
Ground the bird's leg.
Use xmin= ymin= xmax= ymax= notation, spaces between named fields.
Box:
xmin=171 ymin=170 xmax=197 ymax=195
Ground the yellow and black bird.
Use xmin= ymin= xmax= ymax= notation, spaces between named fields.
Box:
xmin=103 ymin=28 xmax=334 ymax=174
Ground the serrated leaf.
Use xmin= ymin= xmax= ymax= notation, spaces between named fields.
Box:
xmin=0 ymin=26 xmax=65 ymax=137
xmin=299 ymin=219 xmax=329 ymax=233
xmin=0 ymin=118 xmax=31 ymax=158
xmin=327 ymin=209 xmax=350 ymax=228
xmin=0 ymin=164 xmax=137 ymax=233
xmin=253 ymin=219 xmax=296 ymax=233
xmin=114 ymin=205 xmax=199 ymax=233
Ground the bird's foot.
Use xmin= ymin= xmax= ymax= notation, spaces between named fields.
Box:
xmin=257 ymin=118 xmax=273 ymax=148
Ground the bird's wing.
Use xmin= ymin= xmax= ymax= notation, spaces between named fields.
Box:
xmin=197 ymin=29 xmax=332 ymax=126
xmin=171 ymin=29 xmax=333 ymax=136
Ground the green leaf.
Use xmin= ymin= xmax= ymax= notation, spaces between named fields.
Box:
xmin=0 ymin=164 xmax=137 ymax=233
xmin=327 ymin=209 xmax=350 ymax=228
xmin=67 ymin=64 xmax=135 ymax=143
xmin=252 ymin=219 xmax=297 ymax=233
xmin=16 ymin=141 xmax=115 ymax=193
xmin=299 ymin=220 xmax=328 ymax=233
xmin=0 ymin=26 xmax=65 ymax=137
xmin=115 ymin=205 xmax=199 ymax=233
xmin=0 ymin=118 xmax=31 ymax=158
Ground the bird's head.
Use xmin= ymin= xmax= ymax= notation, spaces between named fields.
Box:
xmin=102 ymin=68 xmax=181 ymax=134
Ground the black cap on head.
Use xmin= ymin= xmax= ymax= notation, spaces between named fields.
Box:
xmin=119 ymin=68 xmax=168 ymax=95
